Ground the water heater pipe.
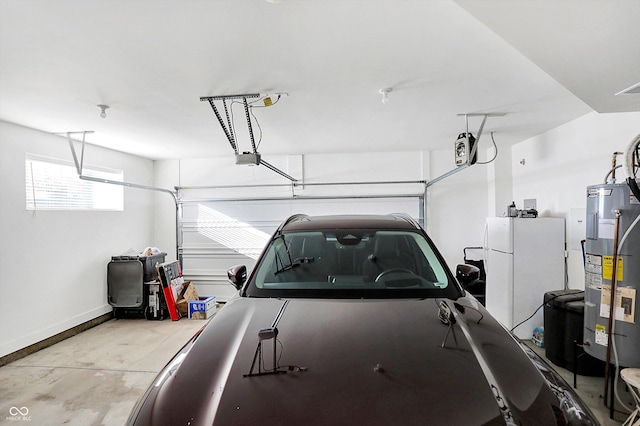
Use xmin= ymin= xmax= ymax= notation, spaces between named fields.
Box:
xmin=607 ymin=152 xmax=624 ymax=183
xmin=611 ymin=209 xmax=640 ymax=413
xmin=603 ymin=209 xmax=621 ymax=415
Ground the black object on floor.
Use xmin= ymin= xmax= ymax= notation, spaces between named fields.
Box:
xmin=544 ymin=289 xmax=605 ymax=377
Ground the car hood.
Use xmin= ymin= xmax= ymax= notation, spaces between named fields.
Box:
xmin=132 ymin=297 xmax=582 ymax=425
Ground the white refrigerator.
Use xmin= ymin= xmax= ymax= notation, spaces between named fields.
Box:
xmin=484 ymin=217 xmax=565 ymax=340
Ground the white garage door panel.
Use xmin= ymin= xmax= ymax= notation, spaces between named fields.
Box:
xmin=179 ymin=197 xmax=421 ymax=301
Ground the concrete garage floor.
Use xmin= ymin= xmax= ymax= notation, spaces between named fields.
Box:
xmin=0 ymin=317 xmax=205 ymax=425
xmin=0 ymin=313 xmax=633 ymax=425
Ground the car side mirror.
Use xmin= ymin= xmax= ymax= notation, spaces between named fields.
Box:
xmin=227 ymin=265 xmax=247 ymax=290
xmin=456 ymin=264 xmax=480 ymax=287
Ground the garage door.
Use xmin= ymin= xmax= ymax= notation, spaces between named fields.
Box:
xmin=179 ymin=197 xmax=422 ymax=301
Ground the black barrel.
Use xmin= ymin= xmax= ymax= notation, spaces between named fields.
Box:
xmin=544 ymin=289 xmax=605 ymax=376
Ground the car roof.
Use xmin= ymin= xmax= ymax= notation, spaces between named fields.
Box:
xmin=279 ymin=213 xmax=422 ymax=232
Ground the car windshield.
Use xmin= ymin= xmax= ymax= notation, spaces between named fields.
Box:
xmin=245 ymin=229 xmax=460 ymax=299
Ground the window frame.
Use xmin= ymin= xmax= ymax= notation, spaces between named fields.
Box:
xmin=25 ymin=153 xmax=124 ymax=212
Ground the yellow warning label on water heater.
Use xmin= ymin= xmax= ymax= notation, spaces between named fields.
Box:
xmin=602 ymin=256 xmax=623 ymax=281
xmin=595 ymin=324 xmax=607 ymax=346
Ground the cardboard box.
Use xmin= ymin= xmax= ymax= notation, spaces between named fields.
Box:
xmin=188 ymin=296 xmax=216 ymax=319
xmin=176 ymin=281 xmax=199 ymax=316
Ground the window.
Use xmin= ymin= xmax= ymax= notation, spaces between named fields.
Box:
xmin=25 ymin=154 xmax=124 ymax=211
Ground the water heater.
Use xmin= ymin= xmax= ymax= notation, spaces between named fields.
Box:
xmin=583 ymin=182 xmax=640 ymax=367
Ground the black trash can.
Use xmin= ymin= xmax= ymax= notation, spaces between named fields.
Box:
xmin=544 ymin=289 xmax=605 ymax=376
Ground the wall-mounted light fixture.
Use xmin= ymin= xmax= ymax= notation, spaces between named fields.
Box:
xmin=97 ymin=104 xmax=110 ymax=119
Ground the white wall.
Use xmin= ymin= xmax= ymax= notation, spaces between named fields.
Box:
xmin=426 ymin=149 xmax=490 ymax=268
xmin=509 ymin=111 xmax=640 ymax=290
xmin=0 ymin=121 xmax=155 ymax=358
xmin=153 ymin=159 xmax=181 ymax=261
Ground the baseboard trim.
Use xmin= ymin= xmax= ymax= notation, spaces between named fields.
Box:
xmin=0 ymin=312 xmax=113 ymax=367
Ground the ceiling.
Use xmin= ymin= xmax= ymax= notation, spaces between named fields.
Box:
xmin=1 ymin=0 xmax=638 ymax=161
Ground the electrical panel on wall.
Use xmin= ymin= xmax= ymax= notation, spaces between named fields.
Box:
xmin=454 ymin=132 xmax=477 ymax=166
